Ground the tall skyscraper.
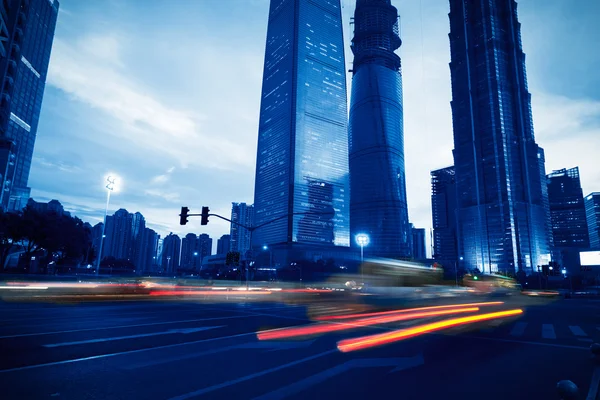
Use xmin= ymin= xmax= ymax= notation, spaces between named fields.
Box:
xmin=348 ymin=0 xmax=410 ymax=258
xmin=431 ymin=166 xmax=459 ymax=264
xmin=180 ymin=233 xmax=198 ymax=270
xmin=252 ymin=0 xmax=350 ymax=250
xmin=449 ymin=0 xmax=550 ymax=274
xmin=197 ymin=233 xmax=212 ymax=264
xmin=103 ymin=209 xmax=146 ymax=264
xmin=585 ymin=193 xmax=600 ymax=250
xmin=136 ymin=227 xmax=158 ymax=274
xmin=411 ymin=227 xmax=427 ymax=260
xmin=216 ymin=234 xmax=231 ymax=255
xmin=230 ymin=202 xmax=253 ymax=255
xmin=0 ymin=0 xmax=31 ymax=208
xmin=161 ymin=233 xmax=180 ymax=273
xmin=547 ymin=167 xmax=589 ymax=249
xmin=1 ymin=0 xmax=58 ymax=211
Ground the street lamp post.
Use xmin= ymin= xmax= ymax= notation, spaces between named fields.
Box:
xmin=262 ymin=245 xmax=272 ymax=269
xmin=355 ymin=234 xmax=369 ymax=282
xmin=96 ymin=176 xmax=117 ymax=276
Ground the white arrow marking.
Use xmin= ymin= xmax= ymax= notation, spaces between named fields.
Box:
xmin=253 ymin=354 xmax=424 ymax=400
xmin=124 ymin=339 xmax=317 ymax=370
xmin=43 ymin=326 xmax=224 ymax=348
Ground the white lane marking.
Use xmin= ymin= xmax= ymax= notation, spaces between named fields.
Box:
xmin=587 ymin=366 xmax=600 ymax=400
xmin=578 ymin=338 xmax=593 ymax=342
xmin=0 ymin=331 xmax=257 ymax=374
xmin=167 ymin=349 xmax=338 ymax=400
xmin=0 ymin=315 xmax=251 ymax=339
xmin=509 ymin=322 xmax=527 ymax=337
xmin=465 ymin=335 xmax=589 ymax=351
xmin=541 ymin=324 xmax=556 ymax=339
xmin=253 ymin=355 xmax=425 ymax=400
xmin=568 ymin=325 xmax=587 ymax=337
xmin=123 ymin=340 xmax=316 ymax=370
xmin=43 ymin=326 xmax=224 ymax=348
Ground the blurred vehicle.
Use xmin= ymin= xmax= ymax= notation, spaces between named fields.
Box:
xmin=463 ymin=273 xmax=521 ymax=294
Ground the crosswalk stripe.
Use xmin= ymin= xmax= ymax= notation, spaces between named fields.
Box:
xmin=568 ymin=326 xmax=587 ymax=337
xmin=542 ymin=324 xmax=556 ymax=339
xmin=509 ymin=322 xmax=527 ymax=337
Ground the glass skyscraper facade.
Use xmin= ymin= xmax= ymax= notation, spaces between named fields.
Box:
xmin=348 ymin=0 xmax=410 ymax=258
xmin=449 ymin=0 xmax=550 ymax=274
xmin=547 ymin=167 xmax=589 ymax=249
xmin=585 ymin=193 xmax=600 ymax=250
xmin=253 ymin=0 xmax=350 ymax=249
xmin=2 ymin=0 xmax=58 ymax=211
xmin=431 ymin=166 xmax=459 ymax=264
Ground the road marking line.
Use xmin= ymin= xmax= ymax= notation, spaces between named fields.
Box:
xmin=0 ymin=315 xmax=252 ymax=339
xmin=0 ymin=331 xmax=257 ymax=374
xmin=464 ymin=335 xmax=589 ymax=351
xmin=578 ymin=338 xmax=593 ymax=342
xmin=167 ymin=349 xmax=338 ymax=400
xmin=43 ymin=326 xmax=224 ymax=348
xmin=569 ymin=325 xmax=587 ymax=337
xmin=541 ymin=324 xmax=556 ymax=339
xmin=509 ymin=322 xmax=527 ymax=337
xmin=587 ymin=366 xmax=600 ymax=400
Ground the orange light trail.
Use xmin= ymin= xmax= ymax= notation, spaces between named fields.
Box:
xmin=257 ymin=307 xmax=480 ymax=341
xmin=337 ymin=308 xmax=523 ymax=353
xmin=314 ymin=301 xmax=505 ymax=321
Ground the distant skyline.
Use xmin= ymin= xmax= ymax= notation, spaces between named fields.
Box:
xmin=28 ymin=0 xmax=600 ymax=256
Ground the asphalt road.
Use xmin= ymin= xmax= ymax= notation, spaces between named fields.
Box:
xmin=1 ymin=295 xmax=599 ymax=399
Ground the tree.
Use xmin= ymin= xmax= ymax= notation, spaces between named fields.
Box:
xmin=0 ymin=211 xmax=25 ymax=269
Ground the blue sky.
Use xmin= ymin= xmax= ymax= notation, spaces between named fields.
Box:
xmin=30 ymin=0 xmax=600 ymax=254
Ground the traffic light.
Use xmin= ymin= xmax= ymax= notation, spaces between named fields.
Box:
xmin=201 ymin=206 xmax=210 ymax=225
xmin=179 ymin=206 xmax=189 ymax=225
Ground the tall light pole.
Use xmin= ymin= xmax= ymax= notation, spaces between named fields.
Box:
xmin=355 ymin=233 xmax=369 ymax=282
xmin=263 ymin=245 xmax=272 ymax=269
xmin=96 ymin=175 xmax=117 ymax=276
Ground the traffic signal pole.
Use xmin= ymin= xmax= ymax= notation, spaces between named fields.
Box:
xmin=179 ymin=207 xmax=334 ymax=291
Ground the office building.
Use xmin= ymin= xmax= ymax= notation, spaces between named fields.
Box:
xmin=1 ymin=0 xmax=59 ymax=211
xmin=431 ymin=166 xmax=459 ymax=264
xmin=230 ymin=202 xmax=253 ymax=255
xmin=102 ymin=209 xmax=146 ymax=264
xmin=136 ymin=228 xmax=158 ymax=274
xmin=449 ymin=0 xmax=550 ymax=274
xmin=197 ymin=233 xmax=212 ymax=262
xmin=547 ymin=167 xmax=589 ymax=249
xmin=348 ymin=0 xmax=410 ymax=258
xmin=586 ymin=193 xmax=600 ymax=250
xmin=411 ymin=227 xmax=427 ymax=260
xmin=216 ymin=234 xmax=230 ymax=255
xmin=252 ymin=0 xmax=350 ymax=251
xmin=180 ymin=233 xmax=198 ymax=270
xmin=161 ymin=233 xmax=180 ymax=273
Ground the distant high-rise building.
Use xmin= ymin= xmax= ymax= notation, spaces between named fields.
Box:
xmin=180 ymin=233 xmax=197 ymax=270
xmin=411 ymin=228 xmax=427 ymax=260
xmin=449 ymin=0 xmax=550 ymax=274
xmin=216 ymin=234 xmax=230 ymax=255
xmin=0 ymin=0 xmax=30 ymax=210
xmin=136 ymin=228 xmax=158 ymax=274
xmin=103 ymin=209 xmax=146 ymax=264
xmin=547 ymin=167 xmax=589 ymax=250
xmin=585 ymin=193 xmax=600 ymax=250
xmin=349 ymin=0 xmax=410 ymax=258
xmin=26 ymin=198 xmax=66 ymax=215
xmin=197 ymin=233 xmax=212 ymax=266
xmin=161 ymin=233 xmax=180 ymax=273
xmin=252 ymin=0 xmax=350 ymax=250
xmin=230 ymin=202 xmax=253 ymax=255
xmin=1 ymin=0 xmax=59 ymax=211
xmin=431 ymin=166 xmax=459 ymax=264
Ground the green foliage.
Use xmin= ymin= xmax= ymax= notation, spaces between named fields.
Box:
xmin=0 ymin=206 xmax=92 ymax=270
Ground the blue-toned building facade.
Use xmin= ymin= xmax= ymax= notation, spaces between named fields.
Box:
xmin=2 ymin=0 xmax=58 ymax=211
xmin=585 ymin=193 xmax=600 ymax=250
xmin=449 ymin=0 xmax=550 ymax=274
xmin=431 ymin=166 xmax=459 ymax=264
xmin=253 ymin=0 xmax=350 ymax=250
xmin=348 ymin=0 xmax=411 ymax=258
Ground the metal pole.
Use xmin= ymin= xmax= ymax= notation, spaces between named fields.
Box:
xmin=96 ymin=189 xmax=111 ymax=275
xmin=246 ymin=229 xmax=253 ymax=292
xmin=360 ymin=244 xmax=364 ymax=282
xmin=455 ymin=260 xmax=459 ymax=287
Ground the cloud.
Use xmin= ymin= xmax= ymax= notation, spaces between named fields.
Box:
xmin=47 ymin=34 xmax=254 ymax=171
xmin=143 ymin=189 xmax=180 ymax=203
xmin=150 ymin=166 xmax=176 ymax=185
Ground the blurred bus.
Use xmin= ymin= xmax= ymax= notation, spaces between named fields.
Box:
xmin=463 ymin=273 xmax=521 ymax=293
xmin=361 ymin=257 xmax=443 ymax=287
